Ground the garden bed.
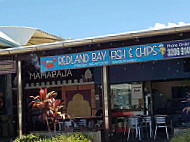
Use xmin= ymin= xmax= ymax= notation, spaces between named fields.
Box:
xmin=13 ymin=131 xmax=101 ymax=142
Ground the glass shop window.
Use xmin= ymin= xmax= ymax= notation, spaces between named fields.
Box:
xmin=111 ymin=83 xmax=144 ymax=111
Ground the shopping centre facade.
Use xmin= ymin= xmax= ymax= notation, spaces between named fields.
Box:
xmin=0 ymin=26 xmax=190 ymax=141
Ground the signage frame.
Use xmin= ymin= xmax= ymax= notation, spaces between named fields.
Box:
xmin=0 ymin=61 xmax=16 ymax=75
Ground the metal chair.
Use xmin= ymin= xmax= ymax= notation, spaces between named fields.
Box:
xmin=127 ymin=116 xmax=141 ymax=141
xmin=141 ymin=115 xmax=153 ymax=138
xmin=88 ymin=119 xmax=95 ymax=129
xmin=95 ymin=117 xmax=103 ymax=128
xmin=58 ymin=121 xmax=64 ymax=131
xmin=77 ymin=119 xmax=87 ymax=128
xmin=72 ymin=119 xmax=88 ymax=131
xmin=63 ymin=119 xmax=75 ymax=132
xmin=154 ymin=115 xmax=169 ymax=140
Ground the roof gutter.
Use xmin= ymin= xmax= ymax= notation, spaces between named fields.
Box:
xmin=0 ymin=25 xmax=190 ymax=56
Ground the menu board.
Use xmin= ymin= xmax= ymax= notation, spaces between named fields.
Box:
xmin=131 ymin=84 xmax=143 ymax=98
xmin=131 ymin=84 xmax=143 ymax=107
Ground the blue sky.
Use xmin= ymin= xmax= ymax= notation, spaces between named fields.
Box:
xmin=0 ymin=0 xmax=190 ymax=39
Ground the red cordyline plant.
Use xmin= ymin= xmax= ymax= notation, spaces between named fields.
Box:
xmin=182 ymin=92 xmax=190 ymax=114
xmin=30 ymin=88 xmax=66 ymax=132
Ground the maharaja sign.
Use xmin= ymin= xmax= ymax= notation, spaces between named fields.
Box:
xmin=23 ymin=68 xmax=94 ymax=88
xmin=29 ymin=70 xmax=72 ymax=80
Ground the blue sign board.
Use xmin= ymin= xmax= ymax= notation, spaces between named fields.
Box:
xmin=110 ymin=43 xmax=164 ymax=64
xmin=163 ymin=40 xmax=190 ymax=58
xmin=41 ymin=39 xmax=190 ymax=72
xmin=41 ymin=49 xmax=110 ymax=72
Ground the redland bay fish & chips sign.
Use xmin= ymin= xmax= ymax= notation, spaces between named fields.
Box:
xmin=41 ymin=39 xmax=190 ymax=72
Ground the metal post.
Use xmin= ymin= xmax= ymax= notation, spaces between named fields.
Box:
xmin=17 ymin=60 xmax=22 ymax=138
xmin=150 ymin=81 xmax=153 ymax=115
xmin=102 ymin=66 xmax=110 ymax=142
xmin=6 ymin=74 xmax=14 ymax=136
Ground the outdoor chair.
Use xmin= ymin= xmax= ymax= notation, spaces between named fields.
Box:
xmin=126 ymin=116 xmax=141 ymax=141
xmin=63 ymin=119 xmax=75 ymax=132
xmin=141 ymin=115 xmax=153 ymax=138
xmin=58 ymin=121 xmax=64 ymax=131
xmin=88 ymin=119 xmax=95 ymax=130
xmin=73 ymin=119 xmax=87 ymax=131
xmin=154 ymin=115 xmax=169 ymax=140
xmin=95 ymin=118 xmax=103 ymax=128
xmin=77 ymin=119 xmax=87 ymax=128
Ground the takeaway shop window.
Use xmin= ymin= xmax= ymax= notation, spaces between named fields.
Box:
xmin=111 ymin=83 xmax=144 ymax=111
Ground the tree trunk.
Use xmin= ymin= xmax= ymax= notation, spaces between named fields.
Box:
xmin=54 ymin=123 xmax=56 ymax=133
xmin=46 ymin=116 xmax=51 ymax=133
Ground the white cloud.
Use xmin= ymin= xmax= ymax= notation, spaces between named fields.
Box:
xmin=149 ymin=22 xmax=190 ymax=30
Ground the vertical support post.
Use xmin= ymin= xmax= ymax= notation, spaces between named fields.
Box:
xmin=150 ymin=81 xmax=153 ymax=115
xmin=6 ymin=74 xmax=14 ymax=136
xmin=17 ymin=60 xmax=22 ymax=138
xmin=102 ymin=66 xmax=110 ymax=142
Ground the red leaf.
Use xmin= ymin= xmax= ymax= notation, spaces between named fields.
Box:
xmin=39 ymin=89 xmax=44 ymax=100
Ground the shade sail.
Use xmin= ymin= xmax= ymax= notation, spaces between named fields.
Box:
xmin=0 ymin=26 xmax=63 ymax=48
xmin=0 ymin=30 xmax=19 ymax=47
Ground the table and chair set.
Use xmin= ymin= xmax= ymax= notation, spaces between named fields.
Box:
xmin=56 ymin=115 xmax=171 ymax=141
xmin=57 ymin=116 xmax=103 ymax=132
xmin=114 ymin=115 xmax=171 ymax=141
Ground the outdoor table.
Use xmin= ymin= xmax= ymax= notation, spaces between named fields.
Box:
xmin=112 ymin=112 xmax=134 ymax=134
xmin=72 ymin=116 xmax=102 ymax=130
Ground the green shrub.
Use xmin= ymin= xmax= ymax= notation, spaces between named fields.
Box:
xmin=13 ymin=133 xmax=93 ymax=142
xmin=13 ymin=134 xmax=42 ymax=142
xmin=68 ymin=133 xmax=92 ymax=142
xmin=170 ymin=129 xmax=190 ymax=142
